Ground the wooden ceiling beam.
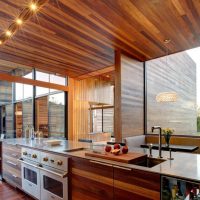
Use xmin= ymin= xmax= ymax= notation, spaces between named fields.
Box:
xmin=0 ymin=72 xmax=69 ymax=91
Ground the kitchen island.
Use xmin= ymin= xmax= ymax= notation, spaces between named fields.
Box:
xmin=1 ymin=138 xmax=200 ymax=200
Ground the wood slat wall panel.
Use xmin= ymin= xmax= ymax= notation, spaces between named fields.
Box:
xmin=69 ymin=77 xmax=114 ymax=141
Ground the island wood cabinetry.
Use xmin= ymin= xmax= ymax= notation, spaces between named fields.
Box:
xmin=2 ymin=143 xmax=22 ymax=188
xmin=114 ymin=166 xmax=160 ymax=200
xmin=70 ymin=156 xmax=161 ymax=200
xmin=70 ymin=156 xmax=113 ymax=200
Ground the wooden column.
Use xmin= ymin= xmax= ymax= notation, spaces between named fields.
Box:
xmin=114 ymin=51 xmax=122 ymax=142
xmin=115 ymin=52 xmax=144 ymax=141
xmin=68 ymin=78 xmax=75 ymax=140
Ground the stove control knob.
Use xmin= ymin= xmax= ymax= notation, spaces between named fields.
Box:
xmin=32 ymin=154 xmax=37 ymax=159
xmin=43 ymin=157 xmax=48 ymax=162
xmin=57 ymin=160 xmax=63 ymax=166
xmin=23 ymin=151 xmax=27 ymax=156
xmin=50 ymin=159 xmax=54 ymax=163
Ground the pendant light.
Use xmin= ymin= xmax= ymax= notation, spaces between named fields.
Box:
xmin=156 ymin=39 xmax=178 ymax=103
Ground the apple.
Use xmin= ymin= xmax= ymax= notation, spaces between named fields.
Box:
xmin=114 ymin=143 xmax=120 ymax=149
xmin=111 ymin=149 xmax=120 ymax=155
xmin=105 ymin=145 xmax=112 ymax=152
xmin=122 ymin=146 xmax=128 ymax=154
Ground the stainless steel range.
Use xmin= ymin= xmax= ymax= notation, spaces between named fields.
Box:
xmin=19 ymin=147 xmax=68 ymax=200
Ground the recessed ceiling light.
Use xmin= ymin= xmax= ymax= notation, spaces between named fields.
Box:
xmin=30 ymin=3 xmax=37 ymax=11
xmin=6 ymin=30 xmax=12 ymax=37
xmin=16 ymin=18 xmax=23 ymax=25
xmin=164 ymin=39 xmax=171 ymax=44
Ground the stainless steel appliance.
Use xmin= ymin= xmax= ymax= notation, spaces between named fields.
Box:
xmin=21 ymin=148 xmax=41 ymax=199
xmin=19 ymin=147 xmax=68 ymax=200
xmin=40 ymin=151 xmax=68 ymax=200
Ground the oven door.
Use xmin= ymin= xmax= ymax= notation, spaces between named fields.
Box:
xmin=41 ymin=169 xmax=68 ymax=200
xmin=21 ymin=162 xmax=40 ymax=199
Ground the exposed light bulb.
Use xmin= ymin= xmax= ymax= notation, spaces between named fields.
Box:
xmin=16 ymin=18 xmax=23 ymax=25
xmin=30 ymin=3 xmax=37 ymax=11
xmin=0 ymin=40 xmax=2 ymax=45
xmin=6 ymin=30 xmax=12 ymax=37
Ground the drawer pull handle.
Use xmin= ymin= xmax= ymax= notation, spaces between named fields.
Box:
xmin=90 ymin=160 xmax=112 ymax=167
xmin=114 ymin=166 xmax=132 ymax=171
xmin=12 ymin=174 xmax=18 ymax=178
xmin=11 ymin=153 xmax=17 ymax=157
xmin=6 ymin=161 xmax=17 ymax=166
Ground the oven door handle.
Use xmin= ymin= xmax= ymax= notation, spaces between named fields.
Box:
xmin=38 ymin=166 xmax=68 ymax=178
xmin=18 ymin=158 xmax=39 ymax=169
xmin=18 ymin=159 xmax=68 ymax=178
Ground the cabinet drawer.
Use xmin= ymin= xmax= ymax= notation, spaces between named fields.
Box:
xmin=3 ymin=155 xmax=21 ymax=171
xmin=2 ymin=144 xmax=21 ymax=159
xmin=2 ymin=164 xmax=22 ymax=187
xmin=114 ymin=167 xmax=160 ymax=200
xmin=3 ymin=170 xmax=22 ymax=188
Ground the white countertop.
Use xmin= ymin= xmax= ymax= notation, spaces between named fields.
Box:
xmin=2 ymin=138 xmax=200 ymax=182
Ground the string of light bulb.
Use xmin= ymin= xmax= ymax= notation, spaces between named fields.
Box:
xmin=0 ymin=0 xmax=48 ymax=45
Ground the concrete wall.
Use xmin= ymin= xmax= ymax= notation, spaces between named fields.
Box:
xmin=146 ymin=51 xmax=197 ymax=135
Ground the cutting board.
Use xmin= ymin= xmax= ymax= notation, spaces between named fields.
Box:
xmin=85 ymin=151 xmax=147 ymax=164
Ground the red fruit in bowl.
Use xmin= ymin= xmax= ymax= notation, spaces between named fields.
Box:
xmin=122 ymin=146 xmax=128 ymax=154
xmin=111 ymin=149 xmax=120 ymax=155
xmin=105 ymin=145 xmax=112 ymax=152
xmin=114 ymin=143 xmax=120 ymax=149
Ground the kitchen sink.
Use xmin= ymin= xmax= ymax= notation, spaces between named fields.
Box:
xmin=134 ymin=157 xmax=166 ymax=168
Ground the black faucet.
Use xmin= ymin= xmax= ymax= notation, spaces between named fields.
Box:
xmin=151 ymin=126 xmax=162 ymax=158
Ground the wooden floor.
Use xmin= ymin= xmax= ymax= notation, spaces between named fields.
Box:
xmin=0 ymin=181 xmax=34 ymax=200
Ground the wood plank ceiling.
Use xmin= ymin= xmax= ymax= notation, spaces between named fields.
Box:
xmin=0 ymin=0 xmax=200 ymax=78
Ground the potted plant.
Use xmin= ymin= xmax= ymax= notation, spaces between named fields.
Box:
xmin=162 ymin=128 xmax=174 ymax=147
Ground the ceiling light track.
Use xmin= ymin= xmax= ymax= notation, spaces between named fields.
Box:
xmin=0 ymin=0 xmax=48 ymax=45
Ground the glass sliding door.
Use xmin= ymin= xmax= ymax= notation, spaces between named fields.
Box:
xmin=35 ymin=96 xmax=48 ymax=137
xmin=48 ymin=92 xmax=65 ymax=138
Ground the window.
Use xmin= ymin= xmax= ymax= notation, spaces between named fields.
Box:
xmin=49 ymin=74 xmax=66 ymax=93
xmin=0 ymin=68 xmax=67 ymax=139
xmin=146 ymin=49 xmax=199 ymax=135
xmin=36 ymin=71 xmax=49 ymax=82
xmin=50 ymin=74 xmax=66 ymax=85
xmin=92 ymin=109 xmax=103 ymax=132
xmin=15 ymin=83 xmax=23 ymax=101
xmin=90 ymin=106 xmax=114 ymax=134
xmin=24 ymin=84 xmax=33 ymax=99
xmin=35 ymin=71 xmax=67 ymax=96
xmin=36 ymin=86 xmax=49 ymax=96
